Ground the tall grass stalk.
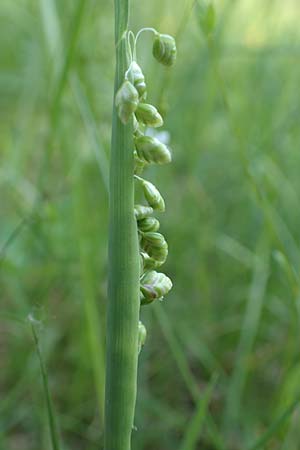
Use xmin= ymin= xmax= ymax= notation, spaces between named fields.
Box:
xmin=104 ymin=1 xmax=140 ymax=449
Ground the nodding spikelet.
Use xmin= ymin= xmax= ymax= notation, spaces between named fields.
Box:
xmin=135 ymin=176 xmax=165 ymax=211
xmin=138 ymin=321 xmax=147 ymax=353
xmin=134 ymin=205 xmax=154 ymax=220
xmin=115 ymin=80 xmax=139 ymax=124
xmin=153 ymin=33 xmax=177 ymax=67
xmin=128 ymin=61 xmax=147 ymax=98
xmin=140 ymin=232 xmax=168 ymax=265
xmin=135 ymin=104 xmax=163 ymax=128
xmin=138 ymin=217 xmax=160 ymax=233
xmin=140 ymin=270 xmax=173 ymax=304
xmin=135 ymin=136 xmax=171 ymax=165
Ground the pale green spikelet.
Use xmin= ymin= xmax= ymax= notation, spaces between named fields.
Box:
xmin=134 ymin=205 xmax=154 ymax=220
xmin=153 ymin=33 xmax=177 ymax=66
xmin=135 ymin=103 xmax=163 ymax=128
xmin=135 ymin=136 xmax=171 ymax=164
xmin=140 ymin=270 xmax=173 ymax=304
xmin=115 ymin=80 xmax=139 ymax=124
xmin=127 ymin=61 xmax=147 ymax=98
xmin=140 ymin=251 xmax=161 ymax=271
xmin=137 ymin=217 xmax=160 ymax=233
xmin=135 ymin=176 xmax=165 ymax=211
xmin=140 ymin=232 xmax=168 ymax=266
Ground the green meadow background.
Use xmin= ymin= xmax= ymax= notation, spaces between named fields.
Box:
xmin=1 ymin=0 xmax=300 ymax=449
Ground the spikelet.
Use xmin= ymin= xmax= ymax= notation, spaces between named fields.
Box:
xmin=140 ymin=232 xmax=168 ymax=266
xmin=135 ymin=136 xmax=171 ymax=165
xmin=140 ymin=270 xmax=173 ymax=304
xmin=128 ymin=61 xmax=147 ymax=98
xmin=140 ymin=251 xmax=161 ymax=271
xmin=134 ymin=205 xmax=154 ymax=220
xmin=137 ymin=217 xmax=160 ymax=233
xmin=115 ymin=80 xmax=139 ymax=124
xmin=135 ymin=176 xmax=165 ymax=211
xmin=135 ymin=103 xmax=163 ymax=128
xmin=153 ymin=33 xmax=177 ymax=67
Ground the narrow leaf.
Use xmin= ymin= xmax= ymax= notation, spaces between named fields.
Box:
xmin=29 ymin=315 xmax=62 ymax=450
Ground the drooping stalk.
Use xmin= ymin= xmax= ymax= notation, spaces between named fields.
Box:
xmin=104 ymin=0 xmax=140 ymax=449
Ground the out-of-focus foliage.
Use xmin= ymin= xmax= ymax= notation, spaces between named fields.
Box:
xmin=1 ymin=0 xmax=300 ymax=449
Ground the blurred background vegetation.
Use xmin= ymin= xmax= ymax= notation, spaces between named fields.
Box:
xmin=1 ymin=0 xmax=300 ymax=449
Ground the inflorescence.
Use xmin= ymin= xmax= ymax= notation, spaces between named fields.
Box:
xmin=115 ymin=28 xmax=177 ymax=353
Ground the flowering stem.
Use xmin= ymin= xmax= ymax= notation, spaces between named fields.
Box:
xmin=104 ymin=0 xmax=140 ymax=449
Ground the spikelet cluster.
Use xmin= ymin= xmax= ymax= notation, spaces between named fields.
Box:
xmin=115 ymin=28 xmax=177 ymax=351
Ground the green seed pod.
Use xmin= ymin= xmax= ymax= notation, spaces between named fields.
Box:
xmin=128 ymin=61 xmax=147 ymax=98
xmin=135 ymin=176 xmax=165 ymax=211
xmin=141 ymin=232 xmax=168 ymax=265
xmin=138 ymin=321 xmax=147 ymax=353
xmin=142 ymin=180 xmax=165 ymax=211
xmin=138 ymin=217 xmax=160 ymax=233
xmin=140 ymin=270 xmax=173 ymax=304
xmin=153 ymin=33 xmax=177 ymax=67
xmin=140 ymin=251 xmax=161 ymax=271
xmin=135 ymin=104 xmax=163 ymax=128
xmin=115 ymin=80 xmax=139 ymax=124
xmin=134 ymin=205 xmax=154 ymax=220
xmin=135 ymin=136 xmax=171 ymax=165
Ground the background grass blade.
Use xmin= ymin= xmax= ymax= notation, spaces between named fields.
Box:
xmin=223 ymin=242 xmax=269 ymax=432
xmin=179 ymin=374 xmax=218 ymax=450
xmin=72 ymin=163 xmax=106 ymax=423
xmin=248 ymin=394 xmax=300 ymax=450
xmin=29 ymin=316 xmax=62 ymax=450
xmin=154 ymin=307 xmax=226 ymax=450
xmin=71 ymin=74 xmax=109 ymax=191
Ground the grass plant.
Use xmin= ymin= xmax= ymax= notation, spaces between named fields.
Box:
xmin=1 ymin=1 xmax=300 ymax=449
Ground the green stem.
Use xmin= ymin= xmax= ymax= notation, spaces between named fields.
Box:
xmin=104 ymin=1 xmax=140 ymax=449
